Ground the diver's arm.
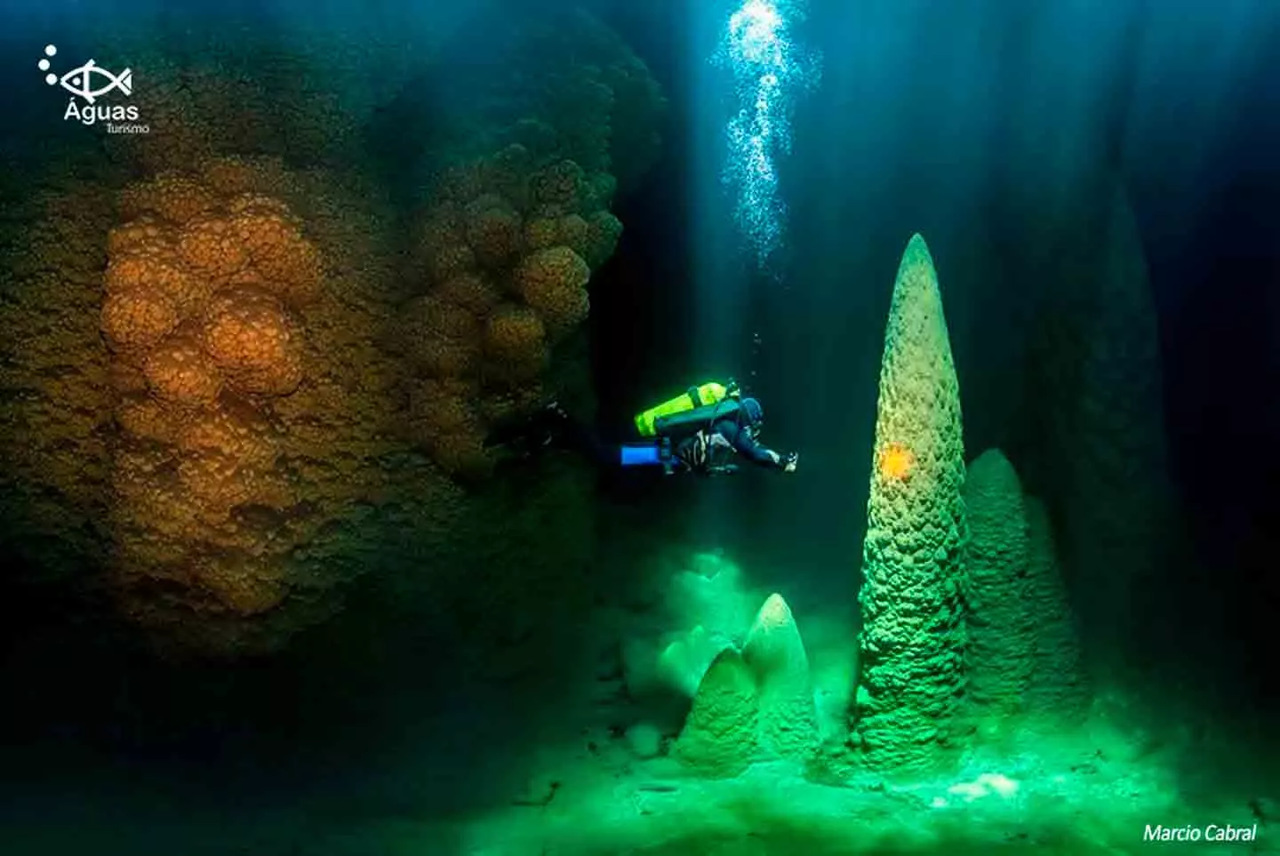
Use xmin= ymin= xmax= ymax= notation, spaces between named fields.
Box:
xmin=721 ymin=421 xmax=789 ymax=469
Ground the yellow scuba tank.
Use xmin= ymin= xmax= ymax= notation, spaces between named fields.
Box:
xmin=634 ymin=381 xmax=738 ymax=437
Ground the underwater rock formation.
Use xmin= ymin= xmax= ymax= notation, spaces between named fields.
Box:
xmin=0 ymin=171 xmax=117 ymax=589
xmin=742 ymin=593 xmax=820 ymax=765
xmin=103 ymin=163 xmax=314 ymax=613
xmin=369 ymin=7 xmax=659 ymax=479
xmin=98 ymin=157 xmax=401 ymax=652
xmin=627 ymin=551 xmax=760 ymax=699
xmin=105 ymin=42 xmax=362 ymax=175
xmin=952 ymin=449 xmax=1088 ymax=724
xmin=656 ymin=625 xmax=734 ymax=699
xmin=854 ymin=234 xmax=968 ymax=775
xmin=398 ymin=147 xmax=624 ymax=477
xmin=0 ymin=155 xmax=412 ymax=655
xmin=398 ymin=8 xmax=667 ymax=198
xmin=1030 ymin=182 xmax=1172 ymax=663
xmin=1023 ymin=496 xmax=1089 ymax=719
xmin=1068 ymin=188 xmax=1171 ymax=646
xmin=962 ymin=449 xmax=1035 ymax=714
xmin=0 ymin=13 xmax=648 ymax=659
xmin=505 ymin=9 xmax=667 ymax=195
xmin=668 ymin=593 xmax=821 ymax=776
xmin=2 ymin=90 xmax=607 ymax=662
xmin=673 ymin=647 xmax=758 ymax=778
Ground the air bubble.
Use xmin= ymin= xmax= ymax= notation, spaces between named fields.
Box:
xmin=715 ymin=0 xmax=820 ymax=272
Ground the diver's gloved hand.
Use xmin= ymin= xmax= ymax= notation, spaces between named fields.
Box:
xmin=782 ymin=452 xmax=799 ymax=473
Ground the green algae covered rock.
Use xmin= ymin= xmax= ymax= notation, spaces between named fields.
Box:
xmin=1024 ymin=495 xmax=1089 ymax=719
xmin=742 ymin=593 xmax=820 ymax=765
xmin=673 ymin=648 xmax=758 ymax=777
xmin=854 ymin=233 xmax=968 ymax=775
xmin=962 ymin=448 xmax=1035 ymax=714
xmin=672 ymin=592 xmax=825 ymax=779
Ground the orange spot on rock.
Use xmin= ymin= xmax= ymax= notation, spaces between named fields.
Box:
xmin=878 ymin=442 xmax=915 ymax=481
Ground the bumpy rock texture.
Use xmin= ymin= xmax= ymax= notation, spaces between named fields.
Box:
xmin=962 ymin=449 xmax=1035 ymax=714
xmin=378 ymin=9 xmax=661 ymax=478
xmin=854 ymin=234 xmax=968 ymax=776
xmin=495 ymin=10 xmax=666 ymax=196
xmin=959 ymin=450 xmax=1088 ymax=723
xmin=396 ymin=148 xmax=624 ymax=477
xmin=0 ymin=167 xmax=117 ymax=593
xmin=386 ymin=9 xmax=650 ymax=478
xmin=0 ymin=155 xmax=415 ymax=655
xmin=1023 ymin=496 xmax=1089 ymax=719
xmin=673 ymin=648 xmax=759 ymax=778
xmin=742 ymin=594 xmax=820 ymax=765
xmin=670 ymin=593 xmax=821 ymax=777
xmin=0 ymin=10 xmax=662 ymax=660
xmin=104 ymin=42 xmax=363 ymax=175
xmin=99 ymin=158 xmax=409 ymax=653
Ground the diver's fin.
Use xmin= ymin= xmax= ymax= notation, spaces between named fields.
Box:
xmin=483 ymin=403 xmax=568 ymax=451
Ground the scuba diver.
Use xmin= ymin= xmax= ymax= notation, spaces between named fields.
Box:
xmin=491 ymin=381 xmax=799 ymax=476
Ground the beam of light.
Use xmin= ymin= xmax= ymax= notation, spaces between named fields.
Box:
xmin=716 ymin=0 xmax=820 ymax=272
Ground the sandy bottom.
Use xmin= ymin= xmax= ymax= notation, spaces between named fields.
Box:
xmin=2 ymin=684 xmax=1275 ymax=856
xmin=3 ymin=556 xmax=1275 ymax=856
xmin=428 ymin=707 xmax=1276 ymax=856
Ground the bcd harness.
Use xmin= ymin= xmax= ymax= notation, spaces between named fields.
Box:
xmin=664 ymin=427 xmax=740 ymax=476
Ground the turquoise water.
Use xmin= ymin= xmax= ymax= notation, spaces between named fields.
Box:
xmin=0 ymin=1 xmax=1276 ymax=853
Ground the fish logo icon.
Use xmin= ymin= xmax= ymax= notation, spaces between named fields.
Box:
xmin=57 ymin=60 xmax=132 ymax=104
xmin=38 ymin=45 xmax=132 ymax=104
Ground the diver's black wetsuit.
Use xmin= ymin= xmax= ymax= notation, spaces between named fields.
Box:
xmin=688 ymin=410 xmax=786 ymax=469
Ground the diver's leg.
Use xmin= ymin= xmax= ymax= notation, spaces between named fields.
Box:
xmin=487 ymin=403 xmax=663 ymax=471
xmin=554 ymin=412 xmax=625 ymax=469
xmin=485 ymin=412 xmax=539 ymax=449
xmin=484 ymin=402 xmax=576 ymax=452
xmin=551 ymin=409 xmax=673 ymax=471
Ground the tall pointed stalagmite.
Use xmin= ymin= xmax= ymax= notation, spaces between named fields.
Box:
xmin=1034 ymin=182 xmax=1173 ymax=668
xmin=1023 ymin=496 xmax=1089 ymax=719
xmin=1068 ymin=186 xmax=1170 ymax=656
xmin=743 ymin=593 xmax=820 ymax=764
xmin=853 ymin=234 xmax=968 ymax=775
xmin=962 ymin=448 xmax=1035 ymax=715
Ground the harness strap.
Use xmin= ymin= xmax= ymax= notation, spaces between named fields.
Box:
xmin=676 ymin=429 xmax=737 ymax=475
